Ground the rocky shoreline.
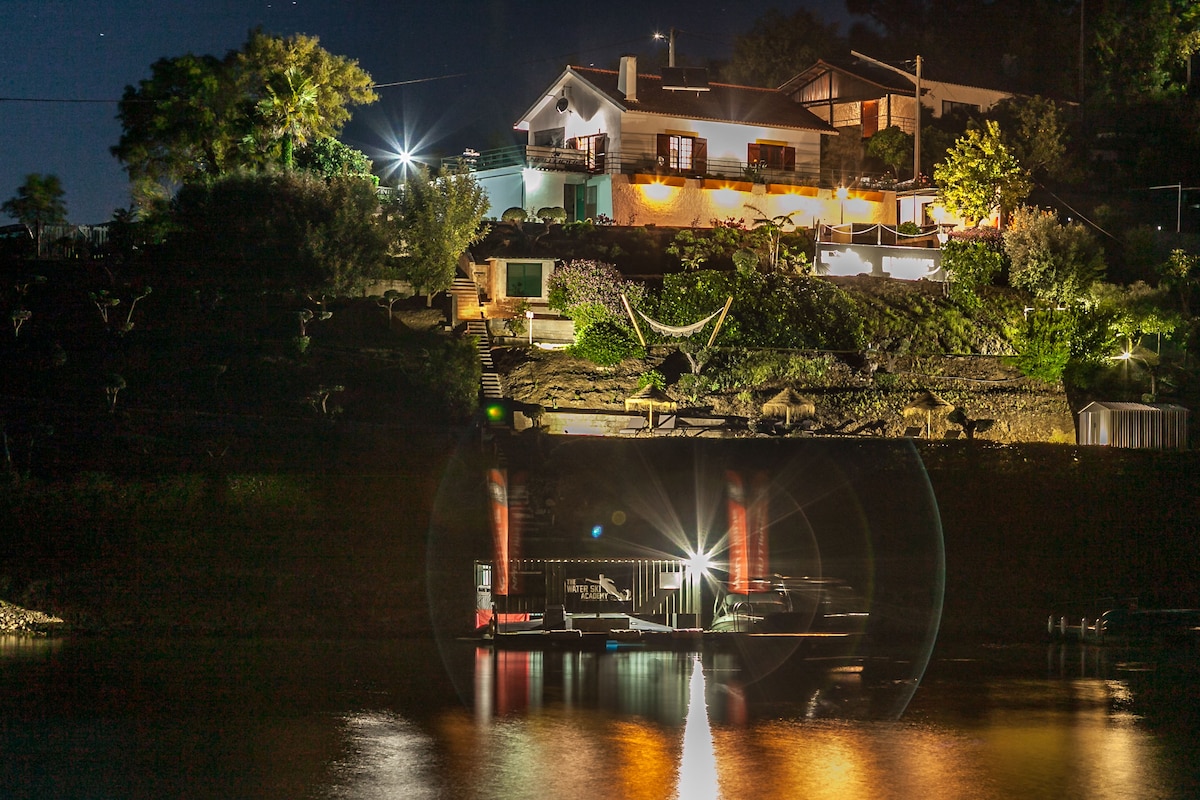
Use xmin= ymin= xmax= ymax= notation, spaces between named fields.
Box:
xmin=0 ymin=599 xmax=65 ymax=636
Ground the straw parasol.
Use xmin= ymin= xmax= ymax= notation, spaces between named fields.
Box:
xmin=761 ymin=388 xmax=816 ymax=425
xmin=625 ymin=385 xmax=678 ymax=428
xmin=904 ymin=390 xmax=953 ymax=438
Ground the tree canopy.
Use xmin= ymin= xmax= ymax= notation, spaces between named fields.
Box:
xmin=722 ymin=8 xmax=844 ymax=87
xmin=113 ymin=31 xmax=377 ymax=198
xmin=168 ymin=169 xmax=388 ymax=295
xmin=1004 ymin=206 xmax=1105 ymax=305
xmin=934 ymin=120 xmax=1030 ymax=226
xmin=2 ymin=174 xmax=67 ymax=228
xmin=385 ymin=166 xmax=489 ymax=300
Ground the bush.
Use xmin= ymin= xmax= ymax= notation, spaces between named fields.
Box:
xmin=637 ymin=370 xmax=666 ymax=391
xmin=568 ymin=321 xmax=644 ymax=366
xmin=501 ymin=207 xmax=527 ymax=224
xmin=536 ymin=206 xmax=567 ymax=224
xmin=548 ymin=260 xmax=645 ymax=330
xmin=942 ymin=239 xmax=1004 ymax=310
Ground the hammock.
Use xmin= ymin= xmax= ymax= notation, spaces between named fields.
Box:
xmin=635 ymin=306 xmax=723 ymax=338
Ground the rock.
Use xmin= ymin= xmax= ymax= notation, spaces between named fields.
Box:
xmin=0 ymin=599 xmax=65 ymax=635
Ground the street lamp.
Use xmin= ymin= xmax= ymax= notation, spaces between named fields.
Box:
xmin=836 ymin=186 xmax=848 ymax=226
xmin=1147 ymin=184 xmax=1200 ymax=233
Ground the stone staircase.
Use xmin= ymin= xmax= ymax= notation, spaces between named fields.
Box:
xmin=453 ymin=275 xmax=504 ymax=401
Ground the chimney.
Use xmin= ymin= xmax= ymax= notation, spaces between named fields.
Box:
xmin=618 ymin=55 xmax=637 ymax=102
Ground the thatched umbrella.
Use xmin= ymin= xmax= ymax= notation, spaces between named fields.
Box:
xmin=762 ymin=388 xmax=816 ymax=425
xmin=625 ymin=385 xmax=678 ymax=428
xmin=904 ymin=390 xmax=953 ymax=438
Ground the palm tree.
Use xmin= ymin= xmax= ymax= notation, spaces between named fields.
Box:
xmin=258 ymin=66 xmax=320 ymax=169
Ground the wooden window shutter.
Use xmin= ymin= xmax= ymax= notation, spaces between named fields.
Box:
xmin=693 ymin=137 xmax=708 ymax=174
xmin=783 ymin=146 xmax=796 ymax=171
xmin=747 ymin=143 xmax=761 ymax=165
xmin=595 ymin=133 xmax=606 ymax=172
xmin=656 ymin=133 xmax=670 ymax=168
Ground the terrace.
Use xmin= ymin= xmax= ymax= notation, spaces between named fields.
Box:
xmin=443 ymin=132 xmax=823 ymax=190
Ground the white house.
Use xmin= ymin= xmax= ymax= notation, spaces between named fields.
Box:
xmin=464 ymin=56 xmax=901 ymax=230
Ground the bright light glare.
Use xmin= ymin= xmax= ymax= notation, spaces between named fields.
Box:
xmin=685 ymin=550 xmax=711 ymax=576
xmin=675 ymin=657 xmax=719 ymax=800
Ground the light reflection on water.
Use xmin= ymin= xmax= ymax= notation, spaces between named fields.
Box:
xmin=2 ymin=638 xmax=1198 ymax=799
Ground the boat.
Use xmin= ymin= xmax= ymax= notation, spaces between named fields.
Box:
xmin=709 ymin=577 xmax=869 ymax=635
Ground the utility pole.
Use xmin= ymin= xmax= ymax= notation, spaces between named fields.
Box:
xmin=655 ymin=28 xmax=678 ymax=67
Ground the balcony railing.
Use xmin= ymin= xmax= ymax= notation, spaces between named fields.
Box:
xmin=443 ymin=140 xmax=824 ymax=189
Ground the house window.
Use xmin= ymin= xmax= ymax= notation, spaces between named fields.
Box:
xmin=572 ymin=133 xmax=607 ymax=172
xmin=747 ymin=143 xmax=796 ymax=171
xmin=656 ymin=133 xmax=708 ymax=173
xmin=533 ymin=128 xmax=565 ymax=147
xmin=942 ymin=101 xmax=979 ymax=116
xmin=506 ymin=262 xmax=543 ymax=298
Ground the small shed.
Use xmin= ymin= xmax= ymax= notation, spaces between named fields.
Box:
xmin=1077 ymin=402 xmax=1189 ymax=450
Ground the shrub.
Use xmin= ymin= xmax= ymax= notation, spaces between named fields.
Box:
xmin=637 ymin=370 xmax=666 ymax=391
xmin=501 ymin=207 xmax=527 ymax=224
xmin=536 ymin=206 xmax=567 ymax=224
xmin=942 ymin=239 xmax=1004 ymax=310
xmin=568 ymin=320 xmax=644 ymax=366
xmin=548 ymin=260 xmax=645 ymax=329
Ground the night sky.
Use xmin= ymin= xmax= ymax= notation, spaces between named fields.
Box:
xmin=1 ymin=0 xmax=853 ymax=224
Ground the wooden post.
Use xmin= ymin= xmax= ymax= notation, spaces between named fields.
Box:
xmin=621 ymin=293 xmax=647 ymax=347
xmin=706 ymin=297 xmax=734 ymax=348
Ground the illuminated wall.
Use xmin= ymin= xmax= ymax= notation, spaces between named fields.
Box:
xmin=611 ymin=178 xmax=894 ymax=229
xmin=817 ymin=242 xmax=944 ymax=281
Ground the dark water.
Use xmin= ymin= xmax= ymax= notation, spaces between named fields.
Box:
xmin=3 ymin=635 xmax=1199 ymax=799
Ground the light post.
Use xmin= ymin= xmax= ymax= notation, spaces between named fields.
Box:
xmin=836 ymin=186 xmax=848 ymax=227
xmin=525 ymin=309 xmax=534 ymax=345
xmin=1146 ymin=184 xmax=1200 ymax=233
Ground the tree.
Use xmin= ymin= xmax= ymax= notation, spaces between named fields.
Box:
xmin=1004 ymin=206 xmax=1105 ymax=305
xmin=113 ymin=32 xmax=377 ymax=194
xmin=941 ymin=238 xmax=1004 ymax=310
xmin=295 ymin=138 xmax=376 ymax=182
xmin=169 ymin=169 xmax=389 ymax=295
xmin=1091 ymin=0 xmax=1200 ymax=102
xmin=1090 ymin=281 xmax=1180 ymax=356
xmin=723 ymin=8 xmax=845 ymax=87
xmin=3 ymin=174 xmax=68 ymax=256
xmin=237 ymin=31 xmax=377 ymax=169
xmin=989 ymin=96 xmax=1071 ymax=182
xmin=112 ymin=53 xmax=243 ymax=195
xmin=866 ymin=125 xmax=912 ymax=177
xmin=934 ymin=120 xmax=1031 ymax=226
xmin=1157 ymin=248 xmax=1199 ymax=319
xmin=386 ymin=166 xmax=489 ymax=303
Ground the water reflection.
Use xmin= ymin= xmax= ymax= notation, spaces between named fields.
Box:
xmin=324 ymin=712 xmax=439 ymax=800
xmin=3 ymin=638 xmax=1198 ymax=799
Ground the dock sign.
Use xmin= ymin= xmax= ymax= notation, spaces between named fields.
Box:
xmin=567 ymin=574 xmax=631 ymax=603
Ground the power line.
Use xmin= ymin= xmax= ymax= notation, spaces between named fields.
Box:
xmin=0 ymin=96 xmax=121 ymax=104
xmin=0 ymin=35 xmax=653 ymax=104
